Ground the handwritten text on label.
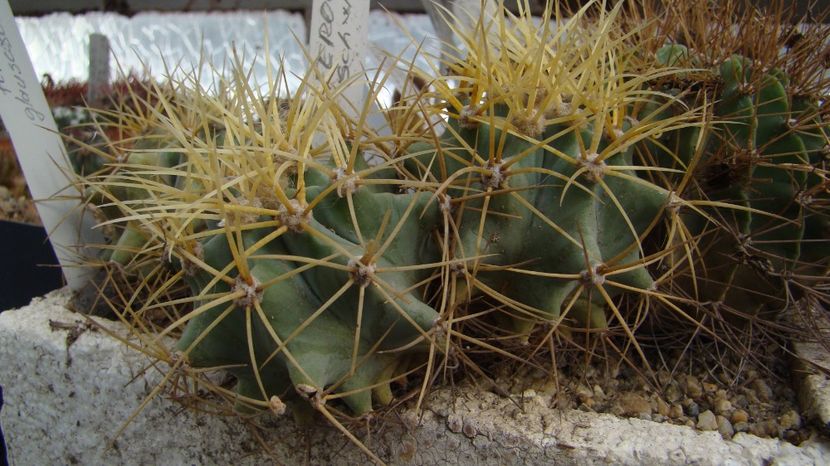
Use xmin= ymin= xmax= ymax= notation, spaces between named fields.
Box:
xmin=315 ymin=0 xmax=357 ymax=85
xmin=309 ymin=0 xmax=368 ymax=111
xmin=0 ymin=0 xmax=102 ymax=290
xmin=0 ymin=25 xmax=47 ymax=123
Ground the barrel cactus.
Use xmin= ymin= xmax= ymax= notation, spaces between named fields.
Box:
xmin=78 ymin=64 xmax=453 ymax=448
xmin=636 ymin=0 xmax=830 ymax=318
xmin=398 ymin=1 xmax=697 ymax=342
xmin=78 ymin=0 xmax=698 ymax=420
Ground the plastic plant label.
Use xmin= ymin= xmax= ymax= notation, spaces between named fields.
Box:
xmin=423 ymin=0 xmax=494 ymax=75
xmin=86 ymin=33 xmax=111 ymax=106
xmin=453 ymin=0 xmax=491 ymax=27
xmin=308 ymin=0 xmax=370 ymax=113
xmin=0 ymin=0 xmax=101 ymax=290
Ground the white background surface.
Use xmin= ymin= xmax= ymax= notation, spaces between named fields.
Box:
xmin=15 ymin=11 xmax=439 ymax=90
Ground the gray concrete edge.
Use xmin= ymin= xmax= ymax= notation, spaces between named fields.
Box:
xmin=0 ymin=288 xmax=828 ymax=465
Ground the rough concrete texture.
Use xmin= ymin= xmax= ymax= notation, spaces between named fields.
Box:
xmin=793 ymin=310 xmax=830 ymax=432
xmin=1 ymin=289 xmax=829 ymax=465
xmin=796 ymin=343 xmax=830 ymax=431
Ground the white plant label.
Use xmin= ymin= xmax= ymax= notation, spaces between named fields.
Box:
xmin=424 ymin=0 xmax=494 ymax=75
xmin=86 ymin=33 xmax=111 ymax=105
xmin=453 ymin=0 xmax=491 ymax=26
xmin=309 ymin=0 xmax=369 ymax=112
xmin=0 ymin=0 xmax=101 ymax=290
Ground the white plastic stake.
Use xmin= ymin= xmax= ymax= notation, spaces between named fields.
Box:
xmin=0 ymin=0 xmax=101 ymax=290
xmin=308 ymin=0 xmax=370 ymax=113
xmin=423 ymin=0 xmax=495 ymax=74
xmin=452 ymin=0 xmax=495 ymax=34
xmin=86 ymin=33 xmax=111 ymax=106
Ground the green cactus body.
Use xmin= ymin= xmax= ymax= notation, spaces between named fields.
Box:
xmin=654 ymin=45 xmax=819 ymax=314
xmin=790 ymin=96 xmax=830 ymax=273
xmin=90 ymin=146 xmax=181 ymax=265
xmin=173 ymin=150 xmax=441 ymax=416
xmin=71 ymin=74 xmax=448 ymax=417
xmin=408 ymin=112 xmax=668 ymax=333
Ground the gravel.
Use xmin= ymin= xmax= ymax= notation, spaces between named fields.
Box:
xmin=492 ymin=333 xmax=821 ymax=445
xmin=697 ymin=410 xmax=718 ymax=431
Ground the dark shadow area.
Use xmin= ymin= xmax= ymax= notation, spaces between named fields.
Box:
xmin=0 ymin=221 xmax=63 ymax=312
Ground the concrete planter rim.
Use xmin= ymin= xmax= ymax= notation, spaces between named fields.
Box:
xmin=0 ymin=288 xmax=829 ymax=465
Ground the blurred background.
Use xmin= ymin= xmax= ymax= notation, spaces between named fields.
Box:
xmin=8 ymin=1 xmax=824 ymax=18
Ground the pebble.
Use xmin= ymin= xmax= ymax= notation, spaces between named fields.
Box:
xmin=684 ymin=375 xmax=703 ymax=398
xmin=617 ymin=392 xmax=652 ymax=416
xmin=447 ymin=414 xmax=463 ymax=433
xmin=752 ymin=379 xmax=774 ymax=402
xmin=732 ymin=394 xmax=748 ymax=409
xmin=576 ymin=384 xmax=594 ymax=407
xmin=779 ymin=410 xmax=801 ymax=431
xmin=462 ymin=420 xmax=477 ymax=439
xmin=717 ymin=415 xmax=734 ymax=437
xmin=734 ymin=421 xmax=749 ymax=433
xmin=684 ymin=399 xmax=700 ymax=417
xmin=703 ymin=382 xmax=718 ymax=394
xmin=656 ymin=397 xmax=670 ymax=417
xmin=669 ymin=403 xmax=684 ymax=419
xmin=592 ymin=384 xmax=606 ymax=399
xmin=714 ymin=398 xmax=732 ymax=415
xmin=697 ymin=410 xmax=718 ymax=431
xmin=749 ymin=420 xmax=778 ymax=437
xmin=731 ymin=409 xmax=749 ymax=424
xmin=665 ymin=384 xmax=682 ymax=402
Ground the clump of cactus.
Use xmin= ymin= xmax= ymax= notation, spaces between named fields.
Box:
xmin=397 ymin=1 xmax=702 ymax=351
xmin=72 ymin=0 xmax=829 ymax=462
xmin=626 ymin=0 xmax=830 ymax=320
xmin=80 ymin=0 xmax=692 ymax=428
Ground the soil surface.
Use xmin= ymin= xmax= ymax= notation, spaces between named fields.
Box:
xmin=492 ymin=341 xmax=820 ymax=445
xmin=0 ymin=132 xmax=39 ymax=224
xmin=0 ymin=186 xmax=39 ymax=224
